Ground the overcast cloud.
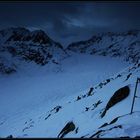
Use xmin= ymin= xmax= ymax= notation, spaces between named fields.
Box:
xmin=0 ymin=2 xmax=140 ymax=46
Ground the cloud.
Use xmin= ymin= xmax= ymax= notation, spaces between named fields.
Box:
xmin=0 ymin=2 xmax=139 ymax=45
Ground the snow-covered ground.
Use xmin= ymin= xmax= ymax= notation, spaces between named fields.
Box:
xmin=0 ymin=52 xmax=130 ymax=137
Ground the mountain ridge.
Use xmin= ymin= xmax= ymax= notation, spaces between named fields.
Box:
xmin=0 ymin=27 xmax=68 ymax=74
xmin=67 ymin=29 xmax=140 ymax=63
xmin=0 ymin=27 xmax=140 ymax=74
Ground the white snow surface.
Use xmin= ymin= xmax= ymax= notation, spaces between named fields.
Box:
xmin=1 ymin=51 xmax=139 ymax=138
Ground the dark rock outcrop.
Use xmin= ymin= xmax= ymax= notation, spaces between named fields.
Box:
xmin=6 ymin=135 xmax=13 ymax=138
xmin=90 ymin=130 xmax=105 ymax=138
xmin=50 ymin=106 xmax=62 ymax=113
xmin=99 ymin=123 xmax=108 ymax=128
xmin=0 ymin=27 xmax=67 ymax=74
xmin=87 ymin=87 xmax=94 ymax=96
xmin=125 ymin=73 xmax=132 ymax=81
xmin=99 ymin=117 xmax=119 ymax=129
xmin=76 ymin=96 xmax=81 ymax=101
xmin=101 ymin=86 xmax=130 ymax=118
xmin=45 ymin=114 xmax=51 ymax=120
xmin=109 ymin=117 xmax=119 ymax=124
xmin=58 ymin=121 xmax=76 ymax=138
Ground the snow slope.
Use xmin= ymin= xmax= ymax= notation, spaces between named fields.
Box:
xmin=0 ymin=52 xmax=129 ymax=138
xmin=0 ymin=55 xmax=139 ymax=138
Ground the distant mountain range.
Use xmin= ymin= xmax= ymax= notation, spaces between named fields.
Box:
xmin=67 ymin=30 xmax=140 ymax=63
xmin=0 ymin=27 xmax=140 ymax=74
xmin=0 ymin=27 xmax=67 ymax=74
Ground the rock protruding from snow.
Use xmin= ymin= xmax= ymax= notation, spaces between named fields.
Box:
xmin=58 ymin=121 xmax=76 ymax=138
xmin=101 ymin=86 xmax=130 ymax=118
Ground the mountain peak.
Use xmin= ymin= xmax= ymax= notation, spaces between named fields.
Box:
xmin=0 ymin=27 xmax=66 ymax=73
xmin=0 ymin=27 xmax=30 ymax=36
xmin=30 ymin=29 xmax=51 ymax=44
xmin=0 ymin=27 xmax=53 ymax=44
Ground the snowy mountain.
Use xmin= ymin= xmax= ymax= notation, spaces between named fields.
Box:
xmin=0 ymin=28 xmax=140 ymax=138
xmin=67 ymin=30 xmax=140 ymax=63
xmin=0 ymin=27 xmax=67 ymax=74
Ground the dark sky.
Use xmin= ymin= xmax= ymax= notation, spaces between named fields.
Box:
xmin=0 ymin=2 xmax=140 ymax=46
